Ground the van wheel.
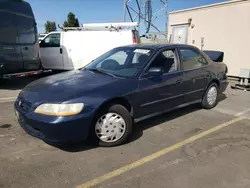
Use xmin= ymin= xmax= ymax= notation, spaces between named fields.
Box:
xmin=92 ymin=104 xmax=132 ymax=147
xmin=202 ymin=83 xmax=219 ymax=109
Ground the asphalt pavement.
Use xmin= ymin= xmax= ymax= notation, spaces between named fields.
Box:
xmin=1 ymin=76 xmax=250 ymax=188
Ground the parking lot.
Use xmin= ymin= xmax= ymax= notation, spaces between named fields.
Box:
xmin=1 ymin=75 xmax=250 ymax=188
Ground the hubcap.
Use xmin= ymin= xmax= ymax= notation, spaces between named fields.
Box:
xmin=95 ymin=113 xmax=126 ymax=143
xmin=207 ymin=86 xmax=217 ymax=105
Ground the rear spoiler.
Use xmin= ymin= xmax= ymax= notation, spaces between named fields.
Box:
xmin=203 ymin=50 xmax=224 ymax=62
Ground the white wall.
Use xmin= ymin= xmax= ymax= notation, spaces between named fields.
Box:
xmin=168 ymin=0 xmax=250 ymax=76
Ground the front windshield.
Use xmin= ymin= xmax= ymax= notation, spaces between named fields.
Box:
xmin=85 ymin=47 xmax=153 ymax=78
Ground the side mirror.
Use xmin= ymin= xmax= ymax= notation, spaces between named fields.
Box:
xmin=39 ymin=40 xmax=46 ymax=48
xmin=145 ymin=67 xmax=164 ymax=77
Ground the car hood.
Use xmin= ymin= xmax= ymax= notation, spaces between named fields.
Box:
xmin=20 ymin=70 xmax=121 ymax=103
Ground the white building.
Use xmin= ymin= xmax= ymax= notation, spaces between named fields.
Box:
xmin=168 ymin=0 xmax=250 ymax=77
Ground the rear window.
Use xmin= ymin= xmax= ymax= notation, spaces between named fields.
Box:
xmin=0 ymin=11 xmax=36 ymax=44
xmin=0 ymin=12 xmax=18 ymax=43
xmin=17 ymin=16 xmax=36 ymax=44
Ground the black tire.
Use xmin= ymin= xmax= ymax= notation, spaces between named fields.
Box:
xmin=0 ymin=77 xmax=3 ymax=84
xmin=91 ymin=104 xmax=133 ymax=147
xmin=202 ymin=83 xmax=219 ymax=109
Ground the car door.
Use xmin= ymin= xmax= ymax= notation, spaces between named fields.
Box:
xmin=40 ymin=33 xmax=63 ymax=70
xmin=178 ymin=47 xmax=209 ymax=103
xmin=136 ymin=48 xmax=185 ymax=117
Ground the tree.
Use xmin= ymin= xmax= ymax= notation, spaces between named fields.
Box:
xmin=63 ymin=12 xmax=80 ymax=27
xmin=44 ymin=21 xmax=57 ymax=33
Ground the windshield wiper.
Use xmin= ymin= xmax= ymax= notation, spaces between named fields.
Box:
xmin=88 ymin=68 xmax=116 ymax=77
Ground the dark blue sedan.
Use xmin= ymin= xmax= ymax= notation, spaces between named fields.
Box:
xmin=15 ymin=44 xmax=228 ymax=147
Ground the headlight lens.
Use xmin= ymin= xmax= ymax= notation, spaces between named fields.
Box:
xmin=34 ymin=103 xmax=84 ymax=116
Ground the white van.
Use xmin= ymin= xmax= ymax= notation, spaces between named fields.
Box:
xmin=39 ymin=22 xmax=140 ymax=70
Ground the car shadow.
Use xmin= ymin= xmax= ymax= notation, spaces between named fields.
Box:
xmin=46 ymin=141 xmax=97 ymax=152
xmin=129 ymin=93 xmax=227 ymax=143
xmin=55 ymin=104 xmax=201 ymax=153
xmin=218 ymin=93 xmax=227 ymax=102
xmin=49 ymin=94 xmax=227 ymax=152
xmin=128 ymin=104 xmax=201 ymax=143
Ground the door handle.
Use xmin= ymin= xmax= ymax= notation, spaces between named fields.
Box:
xmin=23 ymin=47 xmax=28 ymax=50
xmin=60 ymin=48 xmax=62 ymax=54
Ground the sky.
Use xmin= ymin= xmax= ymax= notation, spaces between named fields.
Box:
xmin=26 ymin=0 xmax=227 ymax=33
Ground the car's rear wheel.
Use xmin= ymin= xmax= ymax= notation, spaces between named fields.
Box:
xmin=202 ymin=83 xmax=219 ymax=109
xmin=92 ymin=104 xmax=132 ymax=147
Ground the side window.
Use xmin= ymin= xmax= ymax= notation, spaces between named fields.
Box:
xmin=17 ymin=16 xmax=36 ymax=44
xmin=0 ymin=12 xmax=18 ymax=43
xmin=149 ymin=49 xmax=177 ymax=73
xmin=179 ymin=48 xmax=208 ymax=70
xmin=43 ymin=33 xmax=60 ymax=47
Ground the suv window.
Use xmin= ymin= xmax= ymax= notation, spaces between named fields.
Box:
xmin=43 ymin=33 xmax=60 ymax=47
xmin=17 ymin=16 xmax=36 ymax=44
xmin=149 ymin=49 xmax=177 ymax=73
xmin=179 ymin=48 xmax=208 ymax=70
xmin=0 ymin=12 xmax=18 ymax=43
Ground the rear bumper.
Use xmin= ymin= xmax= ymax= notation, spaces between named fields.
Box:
xmin=220 ymin=80 xmax=229 ymax=93
xmin=0 ymin=60 xmax=41 ymax=75
xmin=2 ymin=70 xmax=48 ymax=79
xmin=15 ymin=104 xmax=94 ymax=144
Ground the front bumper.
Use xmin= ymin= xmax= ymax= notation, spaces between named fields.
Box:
xmin=15 ymin=103 xmax=94 ymax=143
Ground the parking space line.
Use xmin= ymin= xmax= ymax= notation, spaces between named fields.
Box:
xmin=76 ymin=116 xmax=244 ymax=188
xmin=0 ymin=100 xmax=16 ymax=104
xmin=235 ymin=108 xmax=250 ymax=117
xmin=0 ymin=97 xmax=17 ymax=100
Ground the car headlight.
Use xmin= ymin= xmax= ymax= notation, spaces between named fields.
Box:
xmin=34 ymin=103 xmax=84 ymax=116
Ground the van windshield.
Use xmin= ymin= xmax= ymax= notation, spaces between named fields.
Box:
xmin=85 ymin=47 xmax=153 ymax=78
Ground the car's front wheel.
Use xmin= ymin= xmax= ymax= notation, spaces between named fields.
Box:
xmin=92 ymin=104 xmax=132 ymax=147
xmin=202 ymin=83 xmax=219 ymax=109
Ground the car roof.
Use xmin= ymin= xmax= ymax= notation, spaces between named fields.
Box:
xmin=122 ymin=43 xmax=197 ymax=50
